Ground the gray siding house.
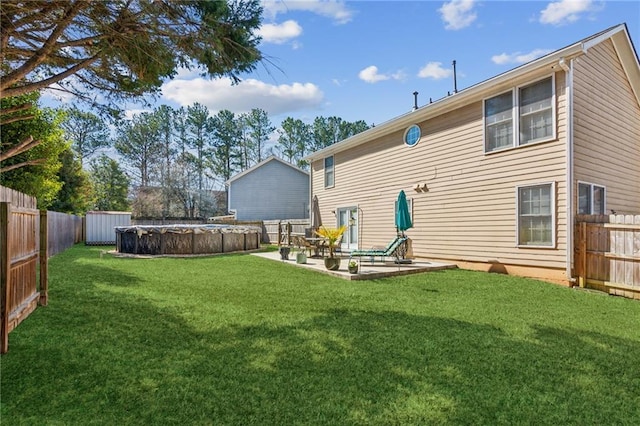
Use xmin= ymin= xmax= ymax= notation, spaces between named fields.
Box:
xmin=227 ymin=156 xmax=310 ymax=221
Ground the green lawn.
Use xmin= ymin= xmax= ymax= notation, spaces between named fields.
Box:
xmin=2 ymin=245 xmax=639 ymax=425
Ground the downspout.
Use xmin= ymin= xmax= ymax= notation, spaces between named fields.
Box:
xmin=308 ymin=158 xmax=313 ymax=228
xmin=559 ymin=57 xmax=576 ymax=283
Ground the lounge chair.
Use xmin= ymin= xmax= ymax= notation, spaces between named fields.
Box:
xmin=348 ymin=235 xmax=408 ymax=264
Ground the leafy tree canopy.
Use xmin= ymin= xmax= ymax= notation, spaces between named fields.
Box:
xmin=49 ymin=148 xmax=93 ymax=214
xmin=61 ymin=107 xmax=111 ymax=165
xmin=0 ymin=94 xmax=68 ymax=207
xmin=89 ymin=154 xmax=130 ymax=212
xmin=1 ymin=0 xmax=264 ymax=106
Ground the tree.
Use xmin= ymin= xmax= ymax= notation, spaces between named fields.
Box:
xmin=210 ymin=109 xmax=242 ymax=183
xmin=114 ymin=112 xmax=162 ymax=188
xmin=0 ymin=95 xmax=67 ymax=207
xmin=89 ymin=154 xmax=130 ymax=211
xmin=152 ymin=105 xmax=177 ymax=217
xmin=1 ymin=0 xmax=263 ymax=101
xmin=311 ymin=116 xmax=370 ymax=151
xmin=277 ymin=117 xmax=311 ymax=166
xmin=0 ymin=0 xmax=264 ymax=167
xmin=240 ymin=108 xmax=274 ymax=167
xmin=61 ymin=107 xmax=110 ymax=166
xmin=49 ymin=148 xmax=93 ymax=214
xmin=165 ymin=153 xmax=200 ymax=218
xmin=186 ymin=103 xmax=213 ymax=206
xmin=0 ymin=92 xmax=48 ymax=172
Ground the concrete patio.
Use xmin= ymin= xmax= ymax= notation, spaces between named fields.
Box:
xmin=252 ymin=250 xmax=457 ymax=280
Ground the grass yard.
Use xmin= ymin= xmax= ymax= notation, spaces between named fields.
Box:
xmin=1 ymin=245 xmax=639 ymax=425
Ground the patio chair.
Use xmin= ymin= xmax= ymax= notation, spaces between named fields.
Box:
xmin=291 ymin=235 xmax=313 ymax=256
xmin=348 ymin=235 xmax=408 ymax=264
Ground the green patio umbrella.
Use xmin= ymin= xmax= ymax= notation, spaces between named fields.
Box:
xmin=395 ymin=190 xmax=412 ymax=235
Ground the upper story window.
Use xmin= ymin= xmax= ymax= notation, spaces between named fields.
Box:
xmin=485 ymin=76 xmax=555 ymax=153
xmin=578 ymin=182 xmax=605 ymax=215
xmin=404 ymin=124 xmax=421 ymax=147
xmin=324 ymin=155 xmax=334 ymax=188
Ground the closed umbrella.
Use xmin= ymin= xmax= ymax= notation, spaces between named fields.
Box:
xmin=395 ymin=190 xmax=412 ymax=235
xmin=311 ymin=195 xmax=322 ymax=230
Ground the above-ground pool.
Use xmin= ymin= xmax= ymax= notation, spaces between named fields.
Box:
xmin=115 ymin=224 xmax=262 ymax=255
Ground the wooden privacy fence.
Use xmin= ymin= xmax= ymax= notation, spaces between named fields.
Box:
xmin=1 ymin=202 xmax=47 ymax=353
xmin=575 ymin=214 xmax=640 ymax=299
xmin=1 ymin=185 xmax=85 ymax=352
xmin=263 ymin=219 xmax=310 ymax=245
xmin=47 ymin=211 xmax=83 ymax=257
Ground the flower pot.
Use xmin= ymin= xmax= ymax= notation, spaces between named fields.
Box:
xmin=324 ymin=257 xmax=341 ymax=271
xmin=348 ymin=264 xmax=358 ymax=274
xmin=279 ymin=246 xmax=291 ymax=260
xmin=296 ymin=252 xmax=307 ymax=264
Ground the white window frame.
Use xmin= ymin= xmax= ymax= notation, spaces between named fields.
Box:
xmin=484 ymin=75 xmax=556 ymax=153
xmin=577 ymin=181 xmax=606 ymax=215
xmin=324 ymin=155 xmax=334 ymax=188
xmin=516 ymin=181 xmax=556 ymax=248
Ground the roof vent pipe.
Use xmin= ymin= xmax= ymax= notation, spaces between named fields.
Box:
xmin=412 ymin=91 xmax=419 ymax=111
xmin=453 ymin=60 xmax=458 ymax=93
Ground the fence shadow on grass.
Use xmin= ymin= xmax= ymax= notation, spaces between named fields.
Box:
xmin=2 ymin=281 xmax=639 ymax=426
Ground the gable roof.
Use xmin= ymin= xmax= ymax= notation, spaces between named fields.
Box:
xmin=304 ymin=23 xmax=639 ymax=162
xmin=226 ymin=155 xmax=309 ymax=185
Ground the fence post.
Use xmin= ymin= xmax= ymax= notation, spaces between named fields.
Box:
xmin=39 ymin=210 xmax=49 ymax=306
xmin=277 ymin=221 xmax=282 ymax=246
xmin=1 ymin=203 xmax=11 ymax=353
xmin=579 ymin=221 xmax=587 ymax=288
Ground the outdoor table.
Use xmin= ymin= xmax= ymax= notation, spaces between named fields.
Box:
xmin=305 ymin=237 xmax=327 ymax=258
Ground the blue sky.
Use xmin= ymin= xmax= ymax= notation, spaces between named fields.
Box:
xmin=47 ymin=1 xmax=640 ymax=129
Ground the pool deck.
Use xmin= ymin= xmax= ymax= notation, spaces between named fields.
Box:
xmin=252 ymin=251 xmax=457 ymax=280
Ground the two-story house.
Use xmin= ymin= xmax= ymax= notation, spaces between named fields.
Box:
xmin=304 ymin=24 xmax=640 ymax=284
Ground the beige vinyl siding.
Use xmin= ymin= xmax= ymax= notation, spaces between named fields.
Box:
xmin=573 ymin=39 xmax=640 ymax=214
xmin=313 ymin=71 xmax=568 ymax=270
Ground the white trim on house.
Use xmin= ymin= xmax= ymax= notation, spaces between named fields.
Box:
xmin=563 ymin=57 xmax=575 ymax=281
xmin=226 ymin=155 xmax=309 ymax=185
xmin=303 ymin=24 xmax=634 ymax=163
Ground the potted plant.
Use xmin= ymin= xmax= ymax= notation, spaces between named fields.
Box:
xmin=315 ymin=225 xmax=347 ymax=270
xmin=348 ymin=260 xmax=358 ymax=274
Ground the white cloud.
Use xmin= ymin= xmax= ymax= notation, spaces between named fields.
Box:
xmin=161 ymin=76 xmax=324 ymax=116
xmin=417 ymin=62 xmax=452 ymax=79
xmin=391 ymin=70 xmax=408 ymax=81
xmin=439 ymin=0 xmax=477 ymax=30
xmin=358 ymin=65 xmax=405 ymax=84
xmin=123 ymin=109 xmax=151 ymax=120
xmin=491 ymin=48 xmax=554 ymax=65
xmin=262 ymin=0 xmax=354 ymax=24
xmin=539 ymin=0 xmax=596 ymax=25
xmin=358 ymin=66 xmax=388 ymax=83
xmin=258 ymin=20 xmax=303 ymax=44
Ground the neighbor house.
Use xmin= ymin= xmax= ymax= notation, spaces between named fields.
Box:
xmin=227 ymin=155 xmax=310 ymax=221
xmin=304 ymin=24 xmax=640 ymax=284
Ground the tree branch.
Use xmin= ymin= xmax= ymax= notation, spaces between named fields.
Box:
xmin=0 ymin=158 xmax=47 ymax=173
xmin=0 ymin=135 xmax=41 ymax=162
xmin=1 ymin=54 xmax=100 ymax=99
xmin=1 ymin=0 xmax=86 ymax=90
xmin=0 ymin=103 xmax=33 ymax=116
xmin=0 ymin=113 xmax=36 ymax=125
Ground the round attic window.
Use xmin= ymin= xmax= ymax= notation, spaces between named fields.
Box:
xmin=404 ymin=124 xmax=421 ymax=147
